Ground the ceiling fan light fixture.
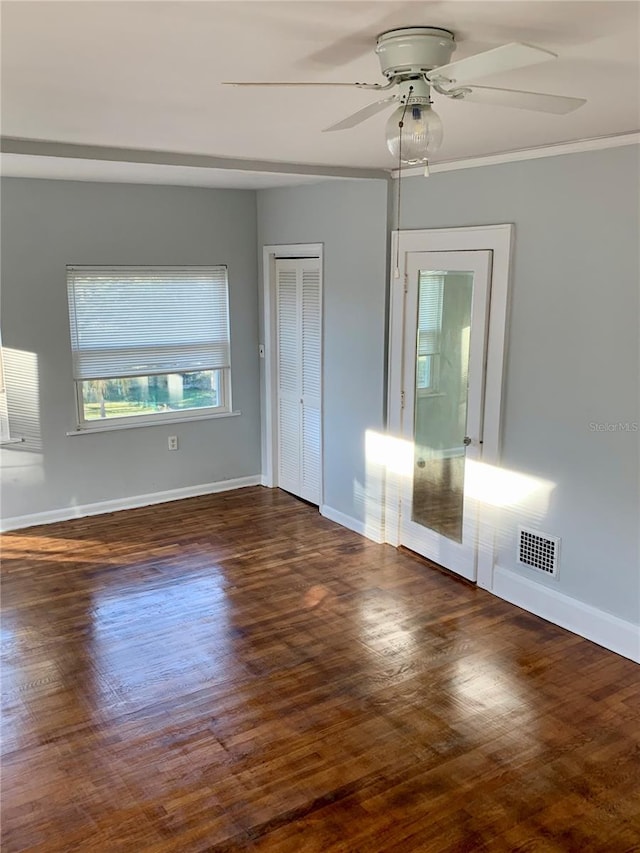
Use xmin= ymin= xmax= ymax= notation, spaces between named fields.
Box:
xmin=386 ymin=102 xmax=443 ymax=165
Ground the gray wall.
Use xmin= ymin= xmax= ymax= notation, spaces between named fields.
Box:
xmin=396 ymin=145 xmax=639 ymax=625
xmin=3 ymin=146 xmax=637 ymax=629
xmin=257 ymin=179 xmax=389 ymax=526
xmin=1 ymin=178 xmax=261 ymax=519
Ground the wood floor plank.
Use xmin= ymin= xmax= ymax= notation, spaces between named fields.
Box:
xmin=1 ymin=486 xmax=639 ymax=852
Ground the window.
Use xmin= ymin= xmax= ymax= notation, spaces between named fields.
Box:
xmin=67 ymin=265 xmax=231 ymax=429
xmin=416 ymin=272 xmax=444 ymax=393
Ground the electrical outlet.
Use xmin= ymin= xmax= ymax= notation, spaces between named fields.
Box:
xmin=168 ymin=435 xmax=178 ymax=451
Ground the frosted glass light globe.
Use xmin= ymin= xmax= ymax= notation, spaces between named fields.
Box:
xmin=386 ymin=103 xmax=443 ymax=165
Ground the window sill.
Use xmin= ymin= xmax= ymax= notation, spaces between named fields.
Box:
xmin=0 ymin=437 xmax=26 ymax=446
xmin=66 ymin=409 xmax=241 ymax=436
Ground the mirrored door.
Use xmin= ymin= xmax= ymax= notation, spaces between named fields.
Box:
xmin=400 ymin=251 xmax=492 ymax=580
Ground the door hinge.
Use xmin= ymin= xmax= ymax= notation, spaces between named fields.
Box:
xmin=400 ymin=390 xmax=406 ymax=409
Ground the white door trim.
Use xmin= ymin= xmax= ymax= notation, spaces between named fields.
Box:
xmin=262 ymin=243 xmax=323 ymax=497
xmin=387 ymin=225 xmax=513 ymax=591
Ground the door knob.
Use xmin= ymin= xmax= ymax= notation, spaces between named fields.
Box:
xmin=417 ymin=458 xmax=426 ymax=468
xmin=463 ymin=436 xmax=472 ymax=446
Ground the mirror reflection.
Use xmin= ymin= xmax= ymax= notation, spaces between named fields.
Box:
xmin=412 ymin=270 xmax=474 ymax=542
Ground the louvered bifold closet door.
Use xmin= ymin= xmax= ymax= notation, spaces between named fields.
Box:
xmin=275 ymin=256 xmax=322 ymax=505
xmin=276 ymin=259 xmax=301 ymax=496
xmin=300 ymin=261 xmax=322 ymax=504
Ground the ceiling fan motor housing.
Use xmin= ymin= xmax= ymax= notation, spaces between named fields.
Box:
xmin=376 ymin=27 xmax=456 ymax=80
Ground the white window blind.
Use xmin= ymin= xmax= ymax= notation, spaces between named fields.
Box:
xmin=0 ymin=344 xmax=10 ymax=443
xmin=67 ymin=266 xmax=230 ymax=380
xmin=417 ymin=272 xmax=444 ymax=356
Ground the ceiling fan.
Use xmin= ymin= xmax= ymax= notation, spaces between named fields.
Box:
xmin=224 ymin=27 xmax=586 ymax=167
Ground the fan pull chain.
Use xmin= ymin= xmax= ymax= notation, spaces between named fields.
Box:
xmin=394 ymin=87 xmax=412 ymax=280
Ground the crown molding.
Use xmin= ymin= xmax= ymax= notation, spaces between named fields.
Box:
xmin=391 ymin=131 xmax=640 ymax=179
xmin=2 ymin=131 xmax=637 ymax=187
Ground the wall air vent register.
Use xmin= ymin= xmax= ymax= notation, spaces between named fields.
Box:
xmin=518 ymin=526 xmax=560 ymax=578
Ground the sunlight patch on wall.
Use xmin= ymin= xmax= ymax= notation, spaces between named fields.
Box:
xmin=365 ymin=430 xmax=555 ymax=510
xmin=3 ymin=348 xmax=42 ymax=452
xmin=465 ymin=460 xmax=555 ymax=512
xmin=363 ymin=430 xmax=556 ymax=548
xmin=354 ymin=429 xmax=403 ymax=541
xmin=1 ymin=349 xmax=45 ymax=512
xmin=366 ymin=431 xmax=413 ymax=477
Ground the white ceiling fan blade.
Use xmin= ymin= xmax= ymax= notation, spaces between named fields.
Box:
xmin=460 ymin=85 xmax=586 ymax=114
xmin=428 ymin=42 xmax=557 ymax=84
xmin=222 ymin=81 xmax=372 ymax=88
xmin=323 ymin=96 xmax=396 ymax=132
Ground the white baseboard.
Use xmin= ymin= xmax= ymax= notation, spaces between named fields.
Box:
xmin=493 ymin=565 xmax=639 ymax=664
xmin=0 ymin=475 xmax=263 ymax=532
xmin=260 ymin=475 xmax=274 ymax=487
xmin=320 ymin=504 xmax=385 ymax=544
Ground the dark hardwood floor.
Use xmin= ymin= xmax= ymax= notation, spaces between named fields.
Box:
xmin=1 ymin=486 xmax=639 ymax=852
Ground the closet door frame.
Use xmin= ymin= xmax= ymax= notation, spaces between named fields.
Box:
xmin=262 ymin=243 xmax=323 ymax=502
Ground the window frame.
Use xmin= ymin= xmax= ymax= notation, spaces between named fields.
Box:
xmin=67 ymin=265 xmax=234 ymax=433
xmin=416 ymin=272 xmax=444 ymax=397
xmin=416 ymin=353 xmax=442 ymax=396
xmin=73 ymin=368 xmax=232 ymax=431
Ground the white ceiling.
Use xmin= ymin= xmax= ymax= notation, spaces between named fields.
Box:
xmin=1 ymin=1 xmax=639 ymax=185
